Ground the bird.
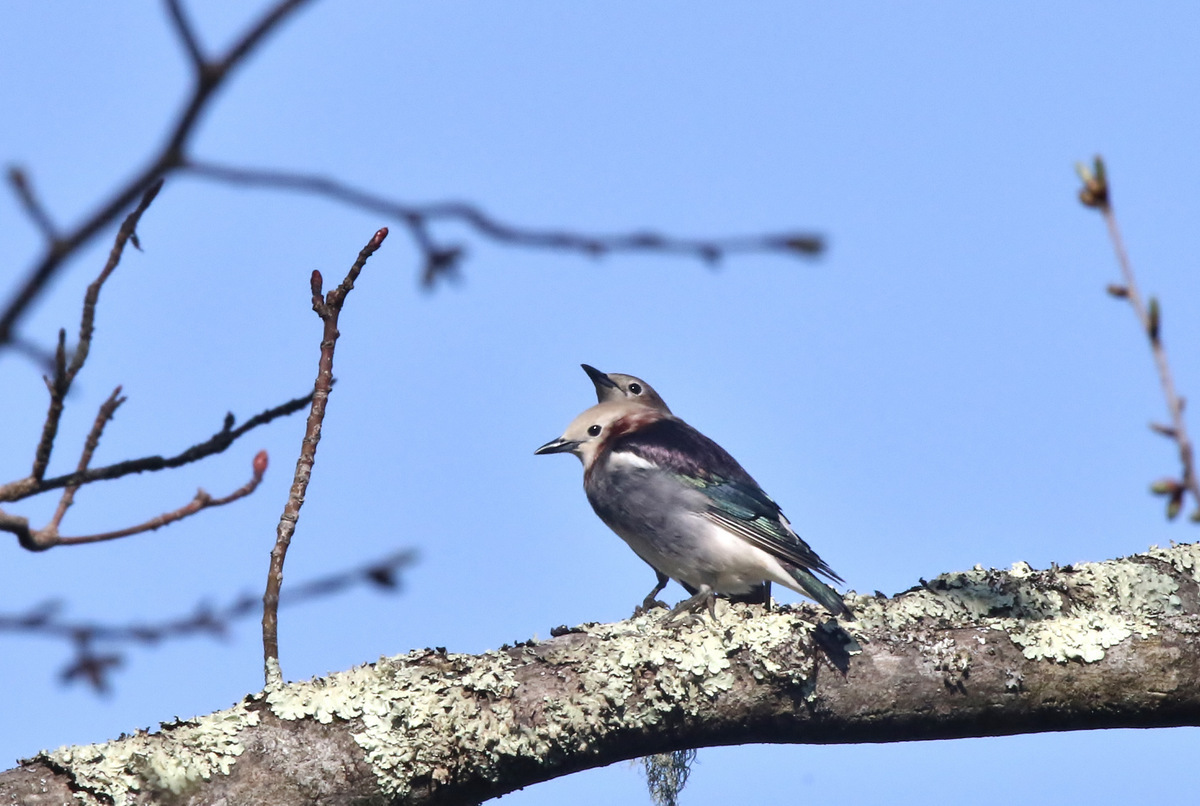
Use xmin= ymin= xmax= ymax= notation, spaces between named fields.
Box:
xmin=580 ymin=364 xmax=771 ymax=610
xmin=535 ymin=398 xmax=850 ymax=620
xmin=582 ymin=363 xmax=673 ymax=413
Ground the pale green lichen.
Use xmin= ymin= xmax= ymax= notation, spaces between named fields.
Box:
xmin=266 ymin=648 xmax=524 ymax=797
xmin=262 ymin=601 xmax=817 ymax=798
xmin=41 ymin=545 xmax=1194 ymax=803
xmin=851 ymin=544 xmax=1193 ymax=665
xmin=1145 ymin=541 xmax=1200 ymax=582
xmin=40 ymin=699 xmax=261 ymax=806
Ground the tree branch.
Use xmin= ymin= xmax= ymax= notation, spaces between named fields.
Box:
xmin=52 ymin=451 xmax=268 ymax=547
xmin=4 ymin=542 xmax=1198 ymax=804
xmin=0 ymin=389 xmax=316 ymax=507
xmin=0 ymin=549 xmax=416 ymax=693
xmin=183 ymin=159 xmax=826 ymax=287
xmin=262 ymin=227 xmax=388 ymax=685
xmin=0 ymin=0 xmax=313 ymax=352
xmin=10 ymin=452 xmax=267 ymax=552
xmin=28 ymin=180 xmax=162 ymax=484
xmin=6 ymin=166 xmax=59 ymax=242
xmin=46 ymin=386 xmax=127 ymax=533
xmin=1078 ymin=156 xmax=1200 ymax=521
xmin=163 ymin=0 xmax=207 ymax=74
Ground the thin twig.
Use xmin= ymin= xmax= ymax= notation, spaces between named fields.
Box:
xmin=51 ymin=450 xmax=268 ymax=547
xmin=262 ymin=226 xmax=388 ymax=686
xmin=163 ymin=0 xmax=207 ymax=74
xmin=13 ymin=451 xmax=266 ymax=550
xmin=9 ymin=335 xmax=57 ymax=371
xmin=1078 ymin=155 xmax=1200 ymax=520
xmin=6 ymin=166 xmax=59 ymax=242
xmin=1 ymin=387 xmax=316 ymax=505
xmin=1 ymin=549 xmax=416 ymax=693
xmin=29 ymin=180 xmax=162 ymax=483
xmin=30 ymin=330 xmax=69 ymax=484
xmin=0 ymin=511 xmax=35 ymax=550
xmin=47 ymin=386 xmax=127 ymax=533
xmin=181 ymin=160 xmax=826 ymax=287
xmin=0 ymin=0 xmax=314 ymax=351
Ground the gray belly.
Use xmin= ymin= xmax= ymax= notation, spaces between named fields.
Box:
xmin=585 ymin=466 xmax=766 ymax=594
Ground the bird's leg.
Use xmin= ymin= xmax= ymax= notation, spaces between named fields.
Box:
xmin=667 ymin=584 xmax=717 ymax=626
xmin=635 ymin=571 xmax=673 ymax=616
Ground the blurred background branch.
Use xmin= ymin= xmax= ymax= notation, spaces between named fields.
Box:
xmin=1078 ymin=156 xmax=1200 ymax=522
xmin=0 ymin=549 xmax=416 ymax=693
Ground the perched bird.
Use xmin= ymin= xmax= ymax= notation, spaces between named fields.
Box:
xmin=582 ymin=363 xmax=673 ymax=413
xmin=582 ymin=363 xmax=684 ymax=607
xmin=535 ymin=399 xmax=849 ymax=620
xmin=580 ymin=364 xmax=771 ymax=610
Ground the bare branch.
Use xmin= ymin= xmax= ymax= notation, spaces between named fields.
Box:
xmin=263 ymin=227 xmax=389 ymax=685
xmin=29 ymin=330 xmax=69 ymax=484
xmin=182 ymin=160 xmax=826 ymax=287
xmin=1 ymin=388 xmax=316 ymax=507
xmin=0 ymin=549 xmax=416 ymax=692
xmin=1077 ymin=156 xmax=1200 ymax=521
xmin=47 ymin=386 xmax=127 ymax=533
xmin=28 ymin=180 xmax=162 ymax=483
xmin=9 ymin=450 xmax=267 ymax=551
xmin=0 ymin=0 xmax=314 ymax=352
xmin=6 ymin=166 xmax=59 ymax=241
xmin=163 ymin=0 xmax=207 ymax=74
xmin=0 ymin=511 xmax=35 ymax=551
xmin=52 ymin=450 xmax=267 ymax=547
xmin=8 ymin=335 xmax=57 ymax=371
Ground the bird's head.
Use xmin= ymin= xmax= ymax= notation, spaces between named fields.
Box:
xmin=581 ymin=364 xmax=672 ymax=414
xmin=535 ymin=400 xmax=662 ymax=468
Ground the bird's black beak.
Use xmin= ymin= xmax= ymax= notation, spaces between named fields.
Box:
xmin=535 ymin=437 xmax=578 ymax=455
xmin=581 ymin=363 xmax=618 ymax=389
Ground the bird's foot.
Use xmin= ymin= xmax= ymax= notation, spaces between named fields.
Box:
xmin=633 ymin=596 xmax=669 ymax=617
xmin=635 ymin=572 xmax=673 ymax=617
xmin=666 ymin=586 xmax=717 ymax=626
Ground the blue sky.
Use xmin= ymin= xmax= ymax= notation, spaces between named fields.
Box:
xmin=2 ymin=2 xmax=1199 ymax=802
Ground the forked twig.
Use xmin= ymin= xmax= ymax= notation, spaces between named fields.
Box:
xmin=29 ymin=180 xmax=162 ymax=484
xmin=262 ymin=227 xmax=389 ymax=685
xmin=0 ymin=179 xmax=309 ymax=551
xmin=0 ymin=0 xmax=314 ymax=351
xmin=54 ymin=451 xmax=268 ymax=546
xmin=46 ymin=386 xmax=127 ymax=533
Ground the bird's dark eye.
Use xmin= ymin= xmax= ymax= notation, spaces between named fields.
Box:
xmin=628 ymin=383 xmax=643 ymax=395
xmin=587 ymin=424 xmax=602 ymax=437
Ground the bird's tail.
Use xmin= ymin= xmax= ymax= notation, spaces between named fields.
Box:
xmin=788 ymin=567 xmax=853 ymax=619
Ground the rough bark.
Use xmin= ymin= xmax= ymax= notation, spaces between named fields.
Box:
xmin=4 ymin=542 xmax=1199 ymax=806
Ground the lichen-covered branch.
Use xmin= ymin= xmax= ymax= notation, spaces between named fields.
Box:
xmin=5 ymin=542 xmax=1199 ymax=806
